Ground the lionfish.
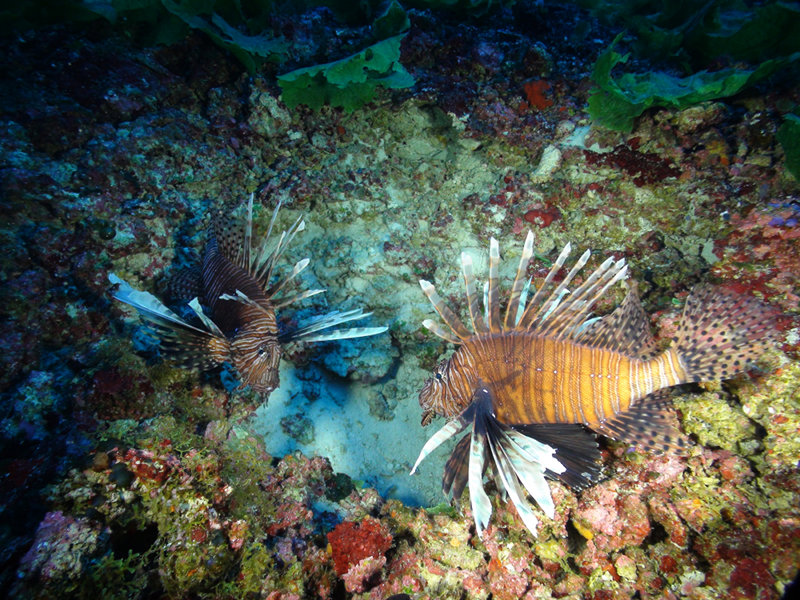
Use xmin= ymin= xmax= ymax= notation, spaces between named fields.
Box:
xmin=411 ymin=231 xmax=776 ymax=538
xmin=109 ymin=195 xmax=386 ymax=394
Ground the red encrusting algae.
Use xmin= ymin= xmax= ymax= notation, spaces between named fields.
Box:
xmin=327 ymin=516 xmax=393 ymax=576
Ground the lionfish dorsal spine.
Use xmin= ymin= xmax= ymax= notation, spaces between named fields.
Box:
xmin=538 ymin=256 xmax=628 ymax=340
xmin=461 ymin=252 xmax=488 ymax=335
xmin=487 ymin=237 xmax=501 ymax=332
xmin=419 ymin=280 xmax=471 ymax=341
xmin=527 ymin=247 xmax=591 ymax=332
xmin=188 ymin=297 xmax=225 ymax=337
xmin=517 ymin=241 xmax=572 ymax=329
xmin=504 ymin=230 xmax=535 ymax=330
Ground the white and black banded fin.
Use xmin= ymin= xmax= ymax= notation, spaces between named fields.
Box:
xmin=411 ymin=385 xmax=572 ymax=539
xmin=461 ymin=252 xmax=489 ymax=335
xmin=419 ymin=280 xmax=471 ymax=342
xmin=487 ymin=238 xmax=501 ymax=332
xmin=522 ymin=250 xmax=628 ymax=338
xmin=420 ymin=231 xmax=628 ymax=343
xmin=282 ymin=308 xmax=387 ymax=343
xmin=505 ymin=230 xmax=535 ymax=329
xmin=512 ymin=423 xmax=603 ymax=490
xmin=108 ymin=274 xmax=229 ymax=370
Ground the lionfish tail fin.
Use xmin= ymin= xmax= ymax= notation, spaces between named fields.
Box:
xmin=284 ymin=309 xmax=387 ymax=343
xmin=109 ymin=274 xmax=230 ymax=369
xmin=673 ymin=285 xmax=778 ymax=382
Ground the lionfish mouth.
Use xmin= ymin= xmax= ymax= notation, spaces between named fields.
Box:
xmin=411 ymin=385 xmax=567 ymax=538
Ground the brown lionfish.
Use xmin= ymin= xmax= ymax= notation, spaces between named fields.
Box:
xmin=109 ymin=195 xmax=386 ymax=394
xmin=411 ymin=231 xmax=776 ymax=537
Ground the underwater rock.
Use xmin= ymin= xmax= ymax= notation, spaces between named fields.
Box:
xmin=16 ymin=511 xmax=104 ymax=584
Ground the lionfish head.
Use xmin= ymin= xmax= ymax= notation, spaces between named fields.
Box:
xmin=419 ymin=357 xmax=468 ymax=420
xmin=231 ymin=330 xmax=281 ymax=394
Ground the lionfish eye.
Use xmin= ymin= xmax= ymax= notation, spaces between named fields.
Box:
xmin=435 ymin=372 xmax=443 ymax=381
xmin=257 ymin=344 xmax=268 ymax=356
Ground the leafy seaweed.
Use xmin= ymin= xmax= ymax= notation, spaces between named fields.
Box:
xmin=278 ymin=33 xmax=414 ymax=112
xmin=576 ymin=0 xmax=800 ymax=69
xmin=589 ymin=33 xmax=800 ymax=132
xmin=405 ymin=0 xmax=515 ymax=15
xmin=161 ymin=0 xmax=288 ymax=72
xmin=777 ymin=113 xmax=800 ymax=181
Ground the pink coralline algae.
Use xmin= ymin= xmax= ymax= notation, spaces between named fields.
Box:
xmin=341 ymin=555 xmax=388 ymax=593
xmin=17 ymin=511 xmax=104 ymax=583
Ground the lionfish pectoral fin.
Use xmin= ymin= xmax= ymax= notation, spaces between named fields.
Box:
xmin=282 ymin=308 xmax=387 ymax=343
xmin=109 ymin=274 xmax=230 ymax=370
xmin=442 ymin=435 xmax=471 ymax=498
xmin=485 ymin=422 xmax=545 ymax=533
xmin=512 ymin=423 xmax=603 ymax=490
xmin=410 ymin=403 xmax=475 ymax=476
xmin=469 ymin=415 xmax=493 ymax=538
xmin=594 ymin=390 xmax=689 ymax=454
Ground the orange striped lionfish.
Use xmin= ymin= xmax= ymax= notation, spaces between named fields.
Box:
xmin=109 ymin=195 xmax=386 ymax=394
xmin=411 ymin=231 xmax=776 ymax=538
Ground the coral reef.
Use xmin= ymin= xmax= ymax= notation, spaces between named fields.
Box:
xmin=1 ymin=2 xmax=799 ymax=599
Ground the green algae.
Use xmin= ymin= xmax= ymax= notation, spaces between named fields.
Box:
xmin=739 ymin=362 xmax=800 ymax=470
xmin=674 ymin=391 xmax=757 ymax=453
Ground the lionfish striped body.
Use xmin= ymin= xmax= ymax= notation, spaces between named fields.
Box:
xmin=411 ymin=231 xmax=776 ymax=538
xmin=109 ymin=195 xmax=386 ymax=394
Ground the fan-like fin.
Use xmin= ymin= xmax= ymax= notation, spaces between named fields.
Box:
xmin=263 ymin=257 xmax=310 ymax=301
xmin=461 ymin=252 xmax=488 ymax=335
xmin=672 ymin=285 xmax=778 ymax=382
xmin=411 ymin=403 xmax=475 ymax=476
xmin=167 ymin=266 xmax=202 ymax=301
xmin=486 ymin=427 xmax=542 ymax=533
xmin=505 ymin=231 xmax=534 ymax=330
xmin=518 ymin=242 xmax=572 ymax=329
xmin=469 ymin=415 xmax=493 ymax=538
xmin=211 ymin=213 xmax=247 ymax=269
xmin=499 ymin=431 xmax=559 ymax=519
xmin=575 ymin=284 xmax=660 ymax=359
xmin=252 ymin=211 xmax=305 ymax=292
xmin=548 ymin=259 xmax=628 ymax=339
xmin=419 ymin=280 xmax=471 ymax=341
xmin=250 ymin=198 xmax=281 ymax=279
xmin=529 ymin=248 xmax=591 ymax=333
xmin=442 ymin=435 xmax=471 ymax=498
xmin=109 ymin=274 xmax=230 ymax=370
xmin=593 ymin=392 xmax=688 ymax=453
xmin=218 ymin=289 xmax=272 ymax=314
xmin=272 ymin=288 xmax=326 ymax=311
xmin=110 ymin=274 xmax=211 ymax=337
xmin=188 ymin=297 xmax=225 ymax=338
xmin=523 ymin=248 xmax=628 ymax=338
xmin=512 ymin=423 xmax=603 ymax=490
